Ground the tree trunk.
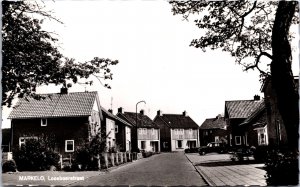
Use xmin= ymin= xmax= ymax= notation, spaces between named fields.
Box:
xmin=271 ymin=1 xmax=298 ymax=152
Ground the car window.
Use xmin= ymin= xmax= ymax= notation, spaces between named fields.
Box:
xmin=207 ymin=143 xmax=212 ymax=147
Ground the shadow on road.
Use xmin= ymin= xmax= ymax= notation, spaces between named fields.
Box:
xmin=195 ymin=160 xmax=264 ymax=167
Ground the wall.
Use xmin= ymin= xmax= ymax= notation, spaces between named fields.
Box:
xmin=11 ymin=117 xmax=90 ymax=157
xmin=170 ymin=129 xmax=198 ymax=151
xmin=200 ymin=128 xmax=228 ymax=146
xmin=105 ymin=118 xmax=116 ymax=149
xmin=154 ymin=117 xmax=171 ymax=152
xmin=137 ymin=128 xmax=159 ymax=140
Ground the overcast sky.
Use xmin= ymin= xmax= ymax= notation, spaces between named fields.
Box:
xmin=1 ymin=1 xmax=299 ymax=128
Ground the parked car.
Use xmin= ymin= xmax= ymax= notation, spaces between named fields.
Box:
xmin=198 ymin=142 xmax=228 ymax=155
xmin=184 ymin=147 xmax=199 ymax=153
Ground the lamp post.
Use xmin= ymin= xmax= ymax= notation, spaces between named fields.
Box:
xmin=135 ymin=100 xmax=146 ymax=152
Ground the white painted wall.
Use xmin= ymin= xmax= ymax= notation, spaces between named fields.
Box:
xmin=106 ymin=118 xmax=116 ymax=148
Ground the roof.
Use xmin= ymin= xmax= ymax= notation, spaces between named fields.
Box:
xmin=156 ymin=114 xmax=199 ymax=129
xmin=8 ymin=92 xmax=99 ymax=119
xmin=225 ymin=100 xmax=263 ymax=119
xmin=117 ymin=112 xmax=159 ymax=128
xmin=240 ymin=102 xmax=267 ymax=128
xmin=200 ymin=117 xmax=226 ymax=130
xmin=101 ymin=107 xmax=132 ymax=127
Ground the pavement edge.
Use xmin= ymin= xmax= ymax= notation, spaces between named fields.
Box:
xmin=184 ymin=153 xmax=216 ymax=186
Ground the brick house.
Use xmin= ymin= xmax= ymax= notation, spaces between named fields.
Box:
xmin=101 ymin=107 xmax=132 ymax=152
xmin=261 ymin=76 xmax=299 ymax=147
xmin=117 ymin=108 xmax=160 ymax=152
xmin=8 ymin=89 xmax=102 ymax=156
xmin=224 ymin=96 xmax=263 ymax=147
xmin=153 ymin=110 xmax=199 ymax=152
xmin=199 ymin=115 xmax=228 ymax=146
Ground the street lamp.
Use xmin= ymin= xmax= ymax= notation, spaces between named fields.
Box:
xmin=135 ymin=100 xmax=146 ymax=152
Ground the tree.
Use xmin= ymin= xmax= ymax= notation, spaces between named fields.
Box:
xmin=2 ymin=1 xmax=118 ymax=107
xmin=170 ymin=1 xmax=298 ymax=151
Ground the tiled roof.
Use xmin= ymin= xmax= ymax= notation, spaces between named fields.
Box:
xmin=240 ymin=102 xmax=267 ymax=128
xmin=158 ymin=114 xmax=199 ymax=129
xmin=225 ymin=100 xmax=263 ymax=119
xmin=101 ymin=107 xmax=132 ymax=127
xmin=8 ymin=92 xmax=98 ymax=119
xmin=117 ymin=112 xmax=158 ymax=128
xmin=200 ymin=117 xmax=226 ymax=130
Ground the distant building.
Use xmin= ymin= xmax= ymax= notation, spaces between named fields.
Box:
xmin=101 ymin=108 xmax=132 ymax=152
xmin=117 ymin=108 xmax=160 ymax=152
xmin=199 ymin=115 xmax=228 ymax=146
xmin=8 ymin=89 xmax=102 ymax=156
xmin=154 ymin=110 xmax=199 ymax=152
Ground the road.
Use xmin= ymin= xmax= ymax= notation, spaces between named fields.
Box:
xmin=70 ymin=152 xmax=207 ymax=186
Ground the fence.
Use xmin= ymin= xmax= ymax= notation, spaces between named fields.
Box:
xmin=60 ymin=152 xmax=143 ymax=170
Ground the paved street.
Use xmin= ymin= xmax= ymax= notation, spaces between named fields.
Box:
xmin=70 ymin=152 xmax=207 ymax=186
xmin=186 ymin=153 xmax=267 ymax=186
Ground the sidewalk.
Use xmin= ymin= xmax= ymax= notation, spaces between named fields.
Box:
xmin=2 ymin=158 xmax=144 ymax=186
xmin=186 ymin=153 xmax=267 ymax=186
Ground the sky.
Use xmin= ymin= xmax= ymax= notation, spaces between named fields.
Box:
xmin=1 ymin=1 xmax=299 ymax=128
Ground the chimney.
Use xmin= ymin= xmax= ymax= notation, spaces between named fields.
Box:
xmin=254 ymin=95 xmax=260 ymax=101
xmin=183 ymin=110 xmax=187 ymax=117
xmin=157 ymin=110 xmax=162 ymax=116
xmin=108 ymin=109 xmax=113 ymax=114
xmin=140 ymin=109 xmax=144 ymax=115
xmin=118 ymin=107 xmax=123 ymax=114
xmin=60 ymin=87 xmax=68 ymax=94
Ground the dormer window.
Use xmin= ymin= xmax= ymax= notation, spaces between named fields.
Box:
xmin=41 ymin=118 xmax=47 ymax=126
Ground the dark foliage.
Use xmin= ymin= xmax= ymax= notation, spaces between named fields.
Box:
xmin=253 ymin=145 xmax=268 ymax=162
xmin=13 ymin=138 xmax=60 ymax=171
xmin=2 ymin=160 xmax=17 ymax=173
xmin=265 ymin=150 xmax=299 ymax=185
xmin=2 ymin=1 xmax=118 ymax=106
xmin=73 ymin=134 xmax=106 ymax=171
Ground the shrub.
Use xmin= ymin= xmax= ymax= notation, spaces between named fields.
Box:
xmin=253 ymin=145 xmax=268 ymax=162
xmin=2 ymin=160 xmax=17 ymax=173
xmin=265 ymin=150 xmax=298 ymax=185
xmin=13 ymin=139 xmax=60 ymax=171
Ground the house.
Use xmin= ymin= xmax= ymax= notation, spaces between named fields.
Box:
xmin=117 ymin=108 xmax=160 ymax=152
xmin=100 ymin=107 xmax=132 ymax=152
xmin=199 ymin=115 xmax=228 ymax=146
xmin=224 ymin=95 xmax=263 ymax=147
xmin=261 ymin=76 xmax=299 ymax=147
xmin=8 ymin=89 xmax=102 ymax=156
xmin=238 ymin=102 xmax=268 ymax=147
xmin=154 ymin=110 xmax=200 ymax=152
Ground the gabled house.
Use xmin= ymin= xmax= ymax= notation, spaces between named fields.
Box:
xmin=224 ymin=96 xmax=263 ymax=147
xmin=100 ymin=107 xmax=132 ymax=152
xmin=261 ymin=76 xmax=299 ymax=147
xmin=117 ymin=108 xmax=160 ymax=152
xmin=239 ymin=102 xmax=268 ymax=147
xmin=8 ymin=89 xmax=102 ymax=156
xmin=199 ymin=115 xmax=228 ymax=146
xmin=154 ymin=110 xmax=199 ymax=152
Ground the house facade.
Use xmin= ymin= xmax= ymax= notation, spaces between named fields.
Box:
xmin=239 ymin=102 xmax=268 ymax=147
xmin=224 ymin=96 xmax=263 ymax=147
xmin=117 ymin=108 xmax=160 ymax=152
xmin=154 ymin=110 xmax=199 ymax=152
xmin=8 ymin=89 xmax=102 ymax=157
xmin=199 ymin=115 xmax=228 ymax=146
xmin=261 ymin=76 xmax=299 ymax=147
xmin=101 ymin=107 xmax=132 ymax=152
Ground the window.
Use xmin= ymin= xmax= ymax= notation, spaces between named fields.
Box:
xmin=115 ymin=125 xmax=118 ymax=133
xmin=141 ymin=141 xmax=146 ymax=149
xmin=204 ymin=131 xmax=208 ymax=136
xmin=215 ymin=136 xmax=219 ymax=143
xmin=189 ymin=129 xmax=192 ymax=134
xmin=152 ymin=128 xmax=155 ymax=134
xmin=143 ymin=128 xmax=147 ymax=134
xmin=235 ymin=136 xmax=241 ymax=145
xmin=65 ymin=140 xmax=74 ymax=152
xmin=177 ymin=140 xmax=182 ymax=148
xmin=163 ymin=142 xmax=169 ymax=148
xmin=41 ymin=118 xmax=47 ymax=126
xmin=175 ymin=129 xmax=178 ymax=135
